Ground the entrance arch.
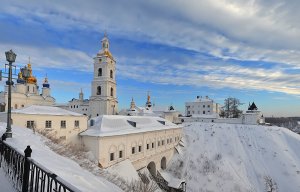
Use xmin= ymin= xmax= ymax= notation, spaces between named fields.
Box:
xmin=147 ymin=161 xmax=156 ymax=176
xmin=161 ymin=157 xmax=166 ymax=170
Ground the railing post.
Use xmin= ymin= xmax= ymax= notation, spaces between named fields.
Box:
xmin=22 ymin=145 xmax=32 ymax=192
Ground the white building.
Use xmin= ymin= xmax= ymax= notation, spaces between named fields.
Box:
xmin=11 ymin=105 xmax=87 ymax=146
xmin=0 ymin=62 xmax=55 ymax=112
xmin=67 ymin=33 xmax=118 ymax=117
xmin=119 ymin=94 xmax=181 ymax=124
xmin=185 ymin=96 xmax=220 ymax=117
xmin=182 ymin=101 xmax=265 ymax=125
xmin=80 ymin=115 xmax=183 ymax=176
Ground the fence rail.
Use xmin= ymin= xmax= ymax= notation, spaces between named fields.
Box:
xmin=0 ymin=134 xmax=80 ymax=192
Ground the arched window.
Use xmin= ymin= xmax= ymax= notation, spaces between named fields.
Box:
xmin=110 ymin=70 xmax=113 ymax=79
xmin=98 ymin=68 xmax=102 ymax=76
xmin=97 ymin=86 xmax=101 ymax=95
xmin=110 ymin=87 xmax=113 ymax=97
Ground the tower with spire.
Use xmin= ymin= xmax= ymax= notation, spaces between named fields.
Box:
xmin=89 ymin=33 xmax=118 ymax=116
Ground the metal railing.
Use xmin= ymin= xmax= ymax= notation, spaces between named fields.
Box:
xmin=0 ymin=134 xmax=80 ymax=192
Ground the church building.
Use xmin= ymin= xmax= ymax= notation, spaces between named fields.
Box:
xmin=67 ymin=33 xmax=118 ymax=117
xmin=0 ymin=60 xmax=55 ymax=112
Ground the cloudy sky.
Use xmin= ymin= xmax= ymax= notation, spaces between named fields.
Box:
xmin=0 ymin=0 xmax=300 ymax=116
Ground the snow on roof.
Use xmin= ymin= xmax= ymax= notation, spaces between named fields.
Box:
xmin=12 ymin=105 xmax=84 ymax=116
xmin=80 ymin=115 xmax=181 ymax=137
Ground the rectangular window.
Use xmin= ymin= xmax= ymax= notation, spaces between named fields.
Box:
xmin=203 ymin=105 xmax=205 ymax=108
xmin=61 ymin=120 xmax=66 ymax=128
xmin=167 ymin=139 xmax=169 ymax=144
xmin=26 ymin=121 xmax=34 ymax=129
xmin=203 ymin=111 xmax=205 ymax=114
xmin=158 ymin=141 xmax=161 ymax=147
xmin=45 ymin=121 xmax=52 ymax=128
xmin=147 ymin=144 xmax=149 ymax=150
xmin=110 ymin=153 xmax=114 ymax=161
xmin=74 ymin=120 xmax=79 ymax=128
xmin=132 ymin=147 xmax=135 ymax=154
xmin=138 ymin=145 xmax=142 ymax=152
xmin=152 ymin=142 xmax=154 ymax=148
xmin=119 ymin=151 xmax=123 ymax=158
xmin=170 ymin=138 xmax=172 ymax=143
xmin=208 ymin=105 xmax=210 ymax=108
xmin=162 ymin=140 xmax=165 ymax=145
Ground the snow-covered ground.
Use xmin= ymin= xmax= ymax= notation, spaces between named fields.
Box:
xmin=167 ymin=122 xmax=300 ymax=192
xmin=0 ymin=123 xmax=123 ymax=192
xmin=0 ymin=166 xmax=17 ymax=192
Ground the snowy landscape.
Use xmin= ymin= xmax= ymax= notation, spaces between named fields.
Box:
xmin=2 ymin=121 xmax=300 ymax=191
xmin=168 ymin=122 xmax=300 ymax=192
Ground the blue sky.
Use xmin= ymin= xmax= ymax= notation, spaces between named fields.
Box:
xmin=0 ymin=0 xmax=300 ymax=117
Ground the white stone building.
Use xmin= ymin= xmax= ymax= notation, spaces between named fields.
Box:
xmin=0 ymin=62 xmax=55 ymax=112
xmin=119 ymin=94 xmax=181 ymax=124
xmin=67 ymin=33 xmax=118 ymax=117
xmin=80 ymin=115 xmax=183 ymax=176
xmin=185 ymin=96 xmax=220 ymax=117
xmin=11 ymin=105 xmax=87 ymax=146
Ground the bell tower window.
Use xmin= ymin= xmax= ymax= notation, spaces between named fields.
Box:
xmin=110 ymin=70 xmax=113 ymax=79
xmin=97 ymin=86 xmax=101 ymax=95
xmin=98 ymin=68 xmax=102 ymax=76
xmin=111 ymin=87 xmax=114 ymax=97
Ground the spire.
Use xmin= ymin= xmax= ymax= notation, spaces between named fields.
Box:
xmin=43 ymin=74 xmax=50 ymax=88
xmin=79 ymin=88 xmax=84 ymax=100
xmin=146 ymin=91 xmax=152 ymax=108
xmin=130 ymin=97 xmax=136 ymax=110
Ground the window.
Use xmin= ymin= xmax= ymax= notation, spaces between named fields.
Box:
xmin=162 ymin=140 xmax=165 ymax=145
xmin=60 ymin=136 xmax=66 ymax=140
xmin=147 ymin=144 xmax=149 ymax=150
xmin=110 ymin=70 xmax=113 ymax=79
xmin=132 ymin=147 xmax=135 ymax=154
xmin=98 ymin=68 xmax=102 ymax=76
xmin=97 ymin=86 xmax=101 ymax=95
xmin=167 ymin=139 xmax=169 ymax=144
xmin=45 ymin=121 xmax=52 ymax=128
xmin=15 ymin=104 xmax=18 ymax=109
xmin=158 ymin=141 xmax=161 ymax=147
xmin=170 ymin=138 xmax=172 ymax=143
xmin=119 ymin=151 xmax=123 ymax=158
xmin=110 ymin=153 xmax=114 ymax=161
xmin=74 ymin=120 xmax=79 ymax=128
xmin=61 ymin=120 xmax=66 ymax=128
xmin=152 ymin=142 xmax=154 ymax=148
xmin=110 ymin=87 xmax=114 ymax=97
xmin=203 ymin=111 xmax=205 ymax=114
xmin=208 ymin=105 xmax=210 ymax=108
xmin=27 ymin=86 xmax=29 ymax=92
xmin=138 ymin=145 xmax=142 ymax=152
xmin=27 ymin=121 xmax=34 ymax=129
xmin=21 ymin=105 xmax=24 ymax=108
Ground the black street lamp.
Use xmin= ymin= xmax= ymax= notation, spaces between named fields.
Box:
xmin=5 ymin=49 xmax=16 ymax=138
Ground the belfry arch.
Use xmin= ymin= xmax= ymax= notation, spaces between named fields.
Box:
xmin=161 ymin=157 xmax=166 ymax=170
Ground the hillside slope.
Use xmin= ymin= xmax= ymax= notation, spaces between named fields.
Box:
xmin=167 ymin=123 xmax=300 ymax=192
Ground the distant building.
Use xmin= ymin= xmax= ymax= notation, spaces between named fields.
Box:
xmin=119 ymin=93 xmax=181 ymax=124
xmin=185 ymin=96 xmax=220 ymax=117
xmin=0 ymin=61 xmax=55 ymax=112
xmin=80 ymin=115 xmax=183 ymax=175
xmin=67 ymin=33 xmax=118 ymax=117
xmin=182 ymin=101 xmax=265 ymax=125
xmin=12 ymin=105 xmax=87 ymax=146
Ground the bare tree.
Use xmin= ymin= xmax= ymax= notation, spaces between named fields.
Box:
xmin=220 ymin=97 xmax=243 ymax=118
xmin=264 ymin=176 xmax=279 ymax=192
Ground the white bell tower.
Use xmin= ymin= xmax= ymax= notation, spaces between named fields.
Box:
xmin=89 ymin=33 xmax=118 ymax=117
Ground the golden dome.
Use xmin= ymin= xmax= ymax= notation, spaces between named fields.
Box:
xmin=26 ymin=62 xmax=37 ymax=84
xmin=97 ymin=50 xmax=114 ymax=60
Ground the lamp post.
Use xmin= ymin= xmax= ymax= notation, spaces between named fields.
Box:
xmin=5 ymin=50 xmax=16 ymax=138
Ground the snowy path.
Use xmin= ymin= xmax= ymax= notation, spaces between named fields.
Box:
xmin=0 ymin=167 xmax=17 ymax=192
xmin=0 ymin=123 xmax=123 ymax=192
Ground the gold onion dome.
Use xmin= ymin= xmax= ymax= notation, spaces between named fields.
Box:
xmin=26 ymin=63 xmax=37 ymax=84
